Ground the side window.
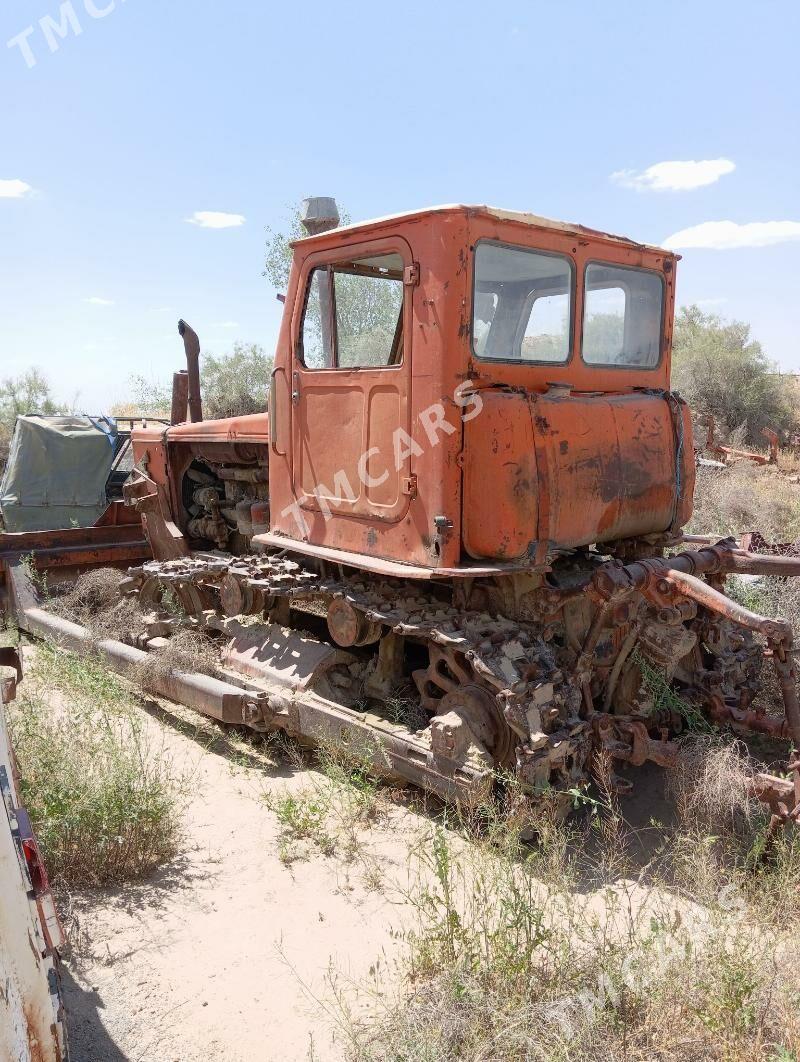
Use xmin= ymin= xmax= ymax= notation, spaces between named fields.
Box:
xmin=521 ymin=291 xmax=570 ymax=362
xmin=299 ymin=253 xmax=404 ymax=369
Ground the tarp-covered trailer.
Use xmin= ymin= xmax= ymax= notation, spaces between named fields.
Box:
xmin=0 ymin=415 xmax=128 ymax=533
xmin=0 ymin=415 xmax=151 ymax=605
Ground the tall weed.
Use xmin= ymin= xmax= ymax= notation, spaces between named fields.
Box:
xmin=7 ymin=646 xmax=185 ymax=887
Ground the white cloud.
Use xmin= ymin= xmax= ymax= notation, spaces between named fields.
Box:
xmin=663 ymin=220 xmax=800 ymax=250
xmin=611 ymin=159 xmax=735 ymax=192
xmin=693 ymin=297 xmax=728 ymax=308
xmin=186 ymin=211 xmax=245 ymax=229
xmin=0 ymin=179 xmax=33 ymax=199
xmin=213 ymin=321 xmax=239 ymax=328
xmin=84 ymin=296 xmax=114 ymax=306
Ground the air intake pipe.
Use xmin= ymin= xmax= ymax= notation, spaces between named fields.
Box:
xmin=178 ymin=319 xmax=203 ymax=423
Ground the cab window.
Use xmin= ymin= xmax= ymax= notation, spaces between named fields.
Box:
xmin=472 ymin=242 xmax=573 ymax=363
xmin=299 ymin=253 xmax=404 ymax=369
xmin=582 ymin=263 xmax=663 ymax=368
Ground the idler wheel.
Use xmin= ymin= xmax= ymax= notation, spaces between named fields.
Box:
xmin=327 ymin=598 xmax=382 ymax=647
xmin=436 ymin=684 xmax=515 ymax=767
xmin=139 ymin=575 xmax=164 ymax=611
xmin=220 ymin=574 xmax=266 ymax=617
xmin=220 ymin=574 xmax=249 ymax=617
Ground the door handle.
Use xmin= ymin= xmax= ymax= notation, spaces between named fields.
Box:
xmin=291 ymin=371 xmax=301 ymax=406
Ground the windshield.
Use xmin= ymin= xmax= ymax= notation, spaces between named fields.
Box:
xmin=472 ymin=242 xmax=573 ymax=363
xmin=582 ymin=263 xmax=663 ymax=368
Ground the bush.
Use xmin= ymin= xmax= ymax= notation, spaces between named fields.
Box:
xmin=125 ymin=342 xmax=273 ymax=421
xmin=201 ymin=343 xmax=272 ymax=419
xmin=673 ymin=306 xmax=796 ymax=445
xmin=7 ymin=645 xmax=184 ymax=887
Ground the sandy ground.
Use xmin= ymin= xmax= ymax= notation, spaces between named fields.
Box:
xmin=59 ymin=700 xmax=425 ymax=1062
xmin=54 ymin=685 xmax=678 ymax=1062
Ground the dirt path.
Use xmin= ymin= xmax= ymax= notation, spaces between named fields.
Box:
xmin=60 ymin=700 xmax=423 ymax=1062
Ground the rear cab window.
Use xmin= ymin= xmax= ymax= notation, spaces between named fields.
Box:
xmin=472 ymin=241 xmax=574 ymax=363
xmin=582 ymin=262 xmax=664 ymax=368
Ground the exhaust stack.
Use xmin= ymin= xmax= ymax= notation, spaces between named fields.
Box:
xmin=178 ymin=319 xmax=203 ymax=423
xmin=300 ymin=197 xmax=340 ymax=236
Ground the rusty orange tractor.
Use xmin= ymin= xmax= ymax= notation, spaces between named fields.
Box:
xmin=4 ymin=199 xmax=800 ymax=824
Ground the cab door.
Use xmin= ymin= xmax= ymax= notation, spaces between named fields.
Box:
xmin=290 ymin=237 xmax=415 ymax=525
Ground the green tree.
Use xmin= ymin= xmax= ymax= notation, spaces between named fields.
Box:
xmin=120 ymin=375 xmax=172 ymax=418
xmin=263 ymin=202 xmax=353 ymax=292
xmin=126 ymin=343 xmax=273 ymax=421
xmin=0 ymin=369 xmax=63 ymax=474
xmin=263 ymin=206 xmax=316 ymax=292
xmin=201 ymin=342 xmax=272 ymax=418
xmin=671 ymin=305 xmax=796 ymax=444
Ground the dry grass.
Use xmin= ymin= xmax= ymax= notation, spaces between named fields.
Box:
xmin=6 ymin=644 xmax=185 ymax=888
xmin=344 ymin=757 xmax=800 ymax=1062
xmin=48 ymin=568 xmax=222 ymax=688
xmin=689 ymin=463 xmax=800 ymax=542
xmin=669 ymin=736 xmax=758 ymax=835
xmin=135 ymin=626 xmax=221 ymax=693
xmin=51 ymin=566 xmax=144 ymax=643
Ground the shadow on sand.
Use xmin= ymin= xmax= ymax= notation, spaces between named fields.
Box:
xmin=60 ymin=963 xmax=130 ymax=1062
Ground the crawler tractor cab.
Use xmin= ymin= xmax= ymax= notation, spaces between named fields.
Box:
xmin=265 ymin=204 xmax=692 ymax=574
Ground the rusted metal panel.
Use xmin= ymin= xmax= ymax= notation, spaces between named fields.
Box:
xmin=267 ymin=212 xmax=469 ymax=571
xmin=0 ymin=522 xmax=145 ymax=554
xmin=0 ymin=649 xmax=67 ymax=1062
xmin=166 ymin=412 xmax=269 ymax=444
xmin=531 ymin=388 xmax=689 ymax=548
xmin=463 ymin=388 xmax=692 ymax=559
xmin=288 ymin=235 xmax=415 ymax=528
xmin=463 ymin=390 xmax=538 ymax=560
xmin=291 ymin=203 xmax=673 ymax=257
xmin=0 ymin=524 xmax=150 ymax=589
xmin=252 ymin=531 xmax=542 ymax=578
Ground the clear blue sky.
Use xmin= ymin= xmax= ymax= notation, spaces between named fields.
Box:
xmin=1 ymin=0 xmax=798 ymax=412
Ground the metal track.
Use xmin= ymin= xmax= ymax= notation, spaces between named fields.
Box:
xmin=125 ymin=553 xmax=591 ymax=800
